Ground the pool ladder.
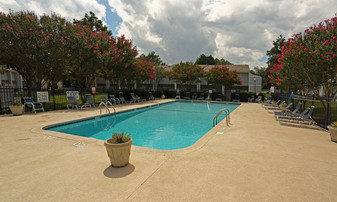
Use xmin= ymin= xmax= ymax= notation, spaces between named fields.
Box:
xmin=213 ymin=108 xmax=230 ymax=127
xmin=99 ymin=102 xmax=116 ymax=115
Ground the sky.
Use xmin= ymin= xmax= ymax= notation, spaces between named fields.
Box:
xmin=1 ymin=0 xmax=337 ymax=68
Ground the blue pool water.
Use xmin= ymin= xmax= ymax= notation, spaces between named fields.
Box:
xmin=45 ymin=101 xmax=239 ymax=150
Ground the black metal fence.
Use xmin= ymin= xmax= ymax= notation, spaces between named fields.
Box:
xmin=272 ymin=92 xmax=337 ymax=127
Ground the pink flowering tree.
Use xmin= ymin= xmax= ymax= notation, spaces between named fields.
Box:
xmin=0 ymin=11 xmax=48 ymax=94
xmin=270 ymin=16 xmax=337 ymax=120
xmin=270 ymin=17 xmax=337 ymax=98
xmin=204 ymin=65 xmax=242 ymax=90
xmin=131 ymin=57 xmax=155 ymax=82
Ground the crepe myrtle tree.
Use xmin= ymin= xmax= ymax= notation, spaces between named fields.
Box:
xmin=0 ymin=11 xmax=50 ymax=95
xmin=270 ymin=16 xmax=337 ymax=98
xmin=204 ymin=65 xmax=242 ymax=91
xmin=107 ymin=35 xmax=140 ymax=89
xmin=269 ymin=16 xmax=337 ymax=120
xmin=64 ymin=23 xmax=123 ymax=102
xmin=166 ymin=62 xmax=203 ymax=84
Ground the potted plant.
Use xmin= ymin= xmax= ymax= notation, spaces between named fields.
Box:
xmin=9 ymin=102 xmax=24 ymax=116
xmin=328 ymin=122 xmax=337 ymax=143
xmin=161 ymin=94 xmax=165 ymax=99
xmin=104 ymin=131 xmax=133 ymax=167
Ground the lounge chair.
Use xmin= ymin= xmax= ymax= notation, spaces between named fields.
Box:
xmin=149 ymin=92 xmax=155 ymax=100
xmin=274 ymin=102 xmax=302 ymax=116
xmin=216 ymin=94 xmax=222 ymax=101
xmin=85 ymin=94 xmax=97 ymax=107
xmin=192 ymin=93 xmax=197 ymax=100
xmin=263 ymin=100 xmax=281 ymax=108
xmin=119 ymin=92 xmax=129 ymax=104
xmin=248 ymin=96 xmax=255 ymax=102
xmin=109 ymin=94 xmax=119 ymax=105
xmin=268 ymin=103 xmax=293 ymax=113
xmin=23 ymin=97 xmax=44 ymax=113
xmin=256 ymin=96 xmax=262 ymax=103
xmin=264 ymin=100 xmax=286 ymax=110
xmin=130 ymin=93 xmax=139 ymax=103
xmin=197 ymin=93 xmax=205 ymax=100
xmin=175 ymin=91 xmax=181 ymax=99
xmin=262 ymin=97 xmax=272 ymax=105
xmin=276 ymin=106 xmax=315 ymax=124
xmin=100 ymin=95 xmax=113 ymax=107
xmin=184 ymin=92 xmax=191 ymax=100
xmin=232 ymin=94 xmax=240 ymax=102
xmin=67 ymin=96 xmax=91 ymax=110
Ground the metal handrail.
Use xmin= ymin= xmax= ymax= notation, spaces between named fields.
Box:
xmin=99 ymin=102 xmax=116 ymax=115
xmin=213 ymin=108 xmax=230 ymax=127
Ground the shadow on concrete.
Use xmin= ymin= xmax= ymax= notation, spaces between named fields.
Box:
xmin=103 ymin=164 xmax=135 ymax=178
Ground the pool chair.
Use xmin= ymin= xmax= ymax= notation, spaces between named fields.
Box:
xmin=149 ymin=92 xmax=155 ymax=100
xmin=262 ymin=97 xmax=272 ymax=105
xmin=192 ymin=93 xmax=197 ymax=100
xmin=232 ymin=94 xmax=240 ymax=102
xmin=268 ymin=102 xmax=293 ymax=112
xmin=184 ymin=92 xmax=191 ymax=100
xmin=256 ymin=96 xmax=262 ymax=103
xmin=67 ymin=96 xmax=91 ymax=110
xmin=276 ymin=107 xmax=310 ymax=120
xmin=85 ymin=94 xmax=97 ymax=107
xmin=216 ymin=94 xmax=222 ymax=101
xmin=23 ymin=97 xmax=44 ymax=113
xmin=274 ymin=102 xmax=302 ymax=116
xmin=262 ymin=100 xmax=281 ymax=108
xmin=130 ymin=92 xmax=139 ymax=103
xmin=248 ymin=96 xmax=255 ymax=102
xmin=197 ymin=93 xmax=205 ymax=100
xmin=175 ymin=91 xmax=181 ymax=99
xmin=100 ymin=95 xmax=113 ymax=107
xmin=109 ymin=94 xmax=120 ymax=105
xmin=119 ymin=92 xmax=130 ymax=104
xmin=276 ymin=106 xmax=315 ymax=124
xmin=264 ymin=100 xmax=285 ymax=110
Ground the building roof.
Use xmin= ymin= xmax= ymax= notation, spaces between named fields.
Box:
xmin=199 ymin=65 xmax=250 ymax=73
xmin=163 ymin=64 xmax=250 ymax=73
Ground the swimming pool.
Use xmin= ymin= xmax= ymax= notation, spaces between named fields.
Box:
xmin=44 ymin=101 xmax=239 ymax=150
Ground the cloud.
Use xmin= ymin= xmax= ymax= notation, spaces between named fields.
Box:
xmin=110 ymin=0 xmax=337 ymax=68
xmin=0 ymin=0 xmax=106 ymax=23
xmin=1 ymin=0 xmax=337 ymax=68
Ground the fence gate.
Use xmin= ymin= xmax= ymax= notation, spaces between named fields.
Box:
xmin=0 ymin=87 xmax=22 ymax=114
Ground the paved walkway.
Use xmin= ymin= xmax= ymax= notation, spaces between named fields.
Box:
xmin=1 ymin=100 xmax=336 ymax=201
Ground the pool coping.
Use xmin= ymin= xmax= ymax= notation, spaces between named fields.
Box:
xmin=36 ymin=99 xmax=242 ymax=155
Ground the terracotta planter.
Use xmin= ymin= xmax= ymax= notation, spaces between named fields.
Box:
xmin=328 ymin=126 xmax=337 ymax=143
xmin=104 ymin=138 xmax=133 ymax=167
xmin=9 ymin=105 xmax=24 ymax=116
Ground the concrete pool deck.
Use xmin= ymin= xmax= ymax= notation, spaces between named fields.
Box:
xmin=1 ymin=100 xmax=337 ymax=201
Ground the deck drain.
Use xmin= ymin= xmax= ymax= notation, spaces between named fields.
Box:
xmin=45 ymin=136 xmax=53 ymax=139
xmin=216 ymin=132 xmax=224 ymax=135
xmin=73 ymin=142 xmax=84 ymax=147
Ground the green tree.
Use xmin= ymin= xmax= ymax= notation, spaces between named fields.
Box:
xmin=140 ymin=51 xmax=164 ymax=65
xmin=215 ymin=58 xmax=233 ymax=65
xmin=195 ymin=54 xmax=215 ymax=65
xmin=266 ymin=35 xmax=285 ymax=67
xmin=73 ymin=11 xmax=112 ymax=36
